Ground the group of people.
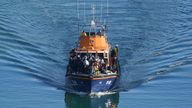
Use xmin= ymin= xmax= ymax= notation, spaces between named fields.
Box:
xmin=68 ymin=50 xmax=108 ymax=75
xmin=67 ymin=46 xmax=119 ymax=75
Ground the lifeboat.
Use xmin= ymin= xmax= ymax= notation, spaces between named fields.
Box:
xmin=65 ymin=5 xmax=120 ymax=93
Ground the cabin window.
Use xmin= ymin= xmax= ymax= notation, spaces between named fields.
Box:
xmin=80 ymin=53 xmax=86 ymax=57
xmin=104 ymin=53 xmax=108 ymax=58
xmin=98 ymin=53 xmax=104 ymax=58
xmin=86 ymin=32 xmax=89 ymax=36
xmin=91 ymin=53 xmax=96 ymax=56
xmin=90 ymin=32 xmax=95 ymax=36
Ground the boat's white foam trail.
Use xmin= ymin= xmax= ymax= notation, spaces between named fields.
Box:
xmin=66 ymin=91 xmax=117 ymax=97
xmin=89 ymin=91 xmax=117 ymax=97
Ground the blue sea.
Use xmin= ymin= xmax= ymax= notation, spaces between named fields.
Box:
xmin=0 ymin=0 xmax=192 ymax=108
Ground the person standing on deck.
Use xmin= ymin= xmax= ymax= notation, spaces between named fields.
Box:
xmin=110 ymin=45 xmax=118 ymax=71
xmin=83 ymin=56 xmax=90 ymax=74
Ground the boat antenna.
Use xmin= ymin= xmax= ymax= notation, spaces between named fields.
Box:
xmin=100 ymin=0 xmax=103 ymax=23
xmin=90 ymin=5 xmax=96 ymax=33
xmin=83 ymin=0 xmax=86 ymax=24
xmin=105 ymin=0 xmax=109 ymax=36
xmin=92 ymin=4 xmax=96 ymax=21
xmin=76 ymin=0 xmax=81 ymax=48
xmin=77 ymin=0 xmax=80 ymax=34
xmin=107 ymin=0 xmax=109 ymax=20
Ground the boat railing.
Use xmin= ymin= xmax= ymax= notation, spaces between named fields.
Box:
xmin=69 ymin=72 xmax=118 ymax=78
